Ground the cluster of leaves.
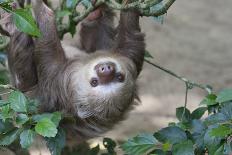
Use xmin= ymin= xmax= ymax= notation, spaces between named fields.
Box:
xmin=0 ymin=91 xmax=64 ymax=154
xmin=121 ymin=89 xmax=232 ymax=155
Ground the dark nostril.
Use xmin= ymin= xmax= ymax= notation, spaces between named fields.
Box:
xmin=95 ymin=62 xmax=116 ymax=84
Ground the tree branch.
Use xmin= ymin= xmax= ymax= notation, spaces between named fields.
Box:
xmin=145 ymin=59 xmax=213 ymax=94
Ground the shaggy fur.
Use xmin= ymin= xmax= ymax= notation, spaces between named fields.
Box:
xmin=1 ymin=0 xmax=145 ymax=142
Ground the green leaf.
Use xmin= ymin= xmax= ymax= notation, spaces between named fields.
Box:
xmin=224 ymin=141 xmax=232 ymax=155
xmin=0 ymin=70 xmax=9 ymax=85
xmin=172 ymin=140 xmax=194 ymax=155
xmin=0 ymin=100 xmax=9 ymax=107
xmin=216 ymin=89 xmax=232 ymax=103
xmin=214 ymin=145 xmax=224 ymax=155
xmin=9 ymin=91 xmax=27 ymax=113
xmin=0 ymin=119 xmax=14 ymax=134
xmin=51 ymin=112 xmax=62 ymax=127
xmin=154 ymin=126 xmax=187 ymax=144
xmin=151 ymin=1 xmax=165 ymax=23
xmin=45 ymin=128 xmax=66 ymax=155
xmin=176 ymin=107 xmax=191 ymax=123
xmin=0 ymin=105 xmax=14 ymax=121
xmin=35 ymin=118 xmax=57 ymax=137
xmin=27 ymin=99 xmax=39 ymax=113
xmin=20 ymin=129 xmax=36 ymax=149
xmin=121 ymin=133 xmax=159 ymax=155
xmin=220 ymin=102 xmax=232 ymax=120
xmin=204 ymin=113 xmax=227 ymax=126
xmin=144 ymin=50 xmax=154 ymax=58
xmin=88 ymin=145 xmax=100 ymax=155
xmin=16 ymin=114 xmax=29 ymax=126
xmin=191 ymin=107 xmax=207 ymax=119
xmin=210 ymin=125 xmax=232 ymax=137
xmin=200 ymin=94 xmax=217 ymax=106
xmin=12 ymin=8 xmax=41 ymax=37
xmin=103 ymin=138 xmax=116 ymax=154
xmin=204 ymin=126 xmax=222 ymax=154
xmin=32 ymin=112 xmax=62 ymax=127
xmin=0 ymin=128 xmax=22 ymax=146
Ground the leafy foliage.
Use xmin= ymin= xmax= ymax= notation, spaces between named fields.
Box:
xmin=1 ymin=0 xmax=231 ymax=155
xmin=0 ymin=91 xmax=63 ymax=154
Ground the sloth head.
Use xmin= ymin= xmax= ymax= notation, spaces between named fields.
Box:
xmin=69 ymin=52 xmax=138 ymax=119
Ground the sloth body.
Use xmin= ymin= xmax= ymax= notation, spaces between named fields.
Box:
xmin=1 ymin=0 xmax=145 ymax=141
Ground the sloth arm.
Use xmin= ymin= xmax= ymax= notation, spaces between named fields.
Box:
xmin=79 ymin=6 xmax=116 ymax=53
xmin=114 ymin=11 xmax=145 ymax=75
xmin=0 ymin=10 xmax=37 ymax=91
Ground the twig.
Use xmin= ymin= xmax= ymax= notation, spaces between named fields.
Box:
xmin=0 ymin=84 xmax=17 ymax=90
xmin=144 ymin=59 xmax=213 ymax=94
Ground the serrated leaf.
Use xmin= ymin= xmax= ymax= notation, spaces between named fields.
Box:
xmin=121 ymin=133 xmax=159 ymax=155
xmin=172 ymin=140 xmax=194 ymax=155
xmin=204 ymin=126 xmax=222 ymax=154
xmin=204 ymin=113 xmax=227 ymax=126
xmin=9 ymin=91 xmax=27 ymax=113
xmin=209 ymin=125 xmax=232 ymax=137
xmin=12 ymin=8 xmax=41 ymax=37
xmin=200 ymin=94 xmax=217 ymax=106
xmin=216 ymin=89 xmax=232 ymax=103
xmin=154 ymin=126 xmax=187 ymax=144
xmin=176 ymin=107 xmax=191 ymax=123
xmin=33 ymin=112 xmax=62 ymax=127
xmin=45 ymin=128 xmax=66 ymax=155
xmin=0 ymin=128 xmax=22 ymax=146
xmin=220 ymin=102 xmax=232 ymax=120
xmin=35 ymin=118 xmax=57 ymax=137
xmin=20 ymin=129 xmax=36 ymax=149
xmin=191 ymin=107 xmax=207 ymax=119
xmin=16 ymin=114 xmax=29 ymax=126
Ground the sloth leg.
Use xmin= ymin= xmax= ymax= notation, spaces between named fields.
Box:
xmin=0 ymin=10 xmax=37 ymax=91
xmin=31 ymin=0 xmax=66 ymax=77
xmin=79 ymin=6 xmax=116 ymax=53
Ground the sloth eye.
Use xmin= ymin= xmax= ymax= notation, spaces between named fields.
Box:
xmin=90 ymin=78 xmax=99 ymax=87
xmin=116 ymin=73 xmax=125 ymax=82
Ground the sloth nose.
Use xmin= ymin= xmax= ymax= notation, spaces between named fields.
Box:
xmin=95 ymin=62 xmax=116 ymax=84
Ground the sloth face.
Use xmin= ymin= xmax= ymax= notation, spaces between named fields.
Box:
xmin=71 ymin=54 xmax=138 ymax=119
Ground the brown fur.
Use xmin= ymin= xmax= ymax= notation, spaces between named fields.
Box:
xmin=1 ymin=0 xmax=145 ymax=142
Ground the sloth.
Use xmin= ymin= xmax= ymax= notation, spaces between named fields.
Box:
xmin=0 ymin=0 xmax=145 ymax=141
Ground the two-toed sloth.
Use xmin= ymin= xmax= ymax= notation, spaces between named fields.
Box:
xmin=1 ymin=0 xmax=145 ymax=141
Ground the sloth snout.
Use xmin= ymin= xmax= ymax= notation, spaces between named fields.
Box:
xmin=95 ymin=62 xmax=116 ymax=84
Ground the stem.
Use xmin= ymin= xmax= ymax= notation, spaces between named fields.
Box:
xmin=144 ymin=59 xmax=212 ymax=94
xmin=0 ymin=84 xmax=17 ymax=90
xmin=181 ymin=82 xmax=189 ymax=122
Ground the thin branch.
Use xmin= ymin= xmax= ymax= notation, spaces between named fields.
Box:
xmin=0 ymin=84 xmax=17 ymax=90
xmin=144 ymin=59 xmax=213 ymax=94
